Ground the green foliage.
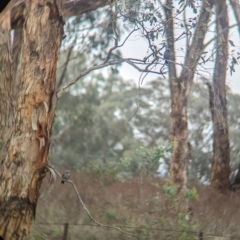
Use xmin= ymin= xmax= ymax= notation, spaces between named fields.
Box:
xmin=85 ymin=159 xmax=122 ymax=185
xmin=83 ymin=143 xmax=171 ymax=183
xmin=52 ymin=49 xmax=240 ymax=181
xmin=106 ymin=208 xmax=117 ymax=221
xmin=172 ymin=216 xmax=200 ymax=240
xmin=51 ymin=72 xmax=138 ymax=169
xmin=162 ymin=184 xmax=200 ymax=240
xmin=62 ymin=6 xmax=124 ymax=67
xmin=120 ymin=144 xmax=172 ymax=176
xmin=163 ymin=183 xmax=178 ymax=197
xmin=186 ymin=187 xmax=198 ymax=200
xmin=29 ymin=226 xmax=47 ymax=240
xmin=134 ymin=227 xmax=151 ymax=240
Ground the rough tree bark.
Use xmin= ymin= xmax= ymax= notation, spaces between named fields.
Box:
xmin=164 ymin=0 xmax=214 ymax=190
xmin=0 ymin=0 xmax=113 ymax=237
xmin=208 ymin=0 xmax=230 ymax=192
xmin=0 ymin=0 xmax=63 ymax=238
xmin=0 ymin=0 xmax=111 ymax=238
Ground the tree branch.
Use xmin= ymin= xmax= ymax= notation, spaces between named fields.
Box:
xmin=163 ymin=0 xmax=177 ymax=80
xmin=180 ymin=0 xmax=214 ymax=81
xmin=203 ymin=24 xmax=237 ymax=49
xmin=57 ymin=58 xmax=167 ymax=98
xmin=11 ymin=0 xmax=111 ymax=28
xmin=47 ymin=165 xmax=135 ymax=237
xmin=57 ymin=39 xmax=76 ymax=89
xmin=229 ymin=0 xmax=240 ymax=36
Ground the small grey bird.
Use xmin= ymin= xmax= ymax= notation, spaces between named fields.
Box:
xmin=163 ymin=49 xmax=170 ymax=64
xmin=61 ymin=170 xmax=70 ymax=184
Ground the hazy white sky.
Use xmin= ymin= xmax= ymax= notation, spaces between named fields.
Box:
xmin=118 ymin=2 xmax=240 ymax=94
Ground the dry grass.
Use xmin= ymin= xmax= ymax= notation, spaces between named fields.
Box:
xmin=30 ymin=169 xmax=240 ymax=240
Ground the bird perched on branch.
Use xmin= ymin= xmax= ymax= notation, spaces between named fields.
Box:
xmin=163 ymin=49 xmax=170 ymax=64
xmin=61 ymin=170 xmax=70 ymax=184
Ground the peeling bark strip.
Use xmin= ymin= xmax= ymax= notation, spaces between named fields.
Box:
xmin=209 ymin=0 xmax=230 ymax=192
xmin=0 ymin=0 xmax=63 ymax=239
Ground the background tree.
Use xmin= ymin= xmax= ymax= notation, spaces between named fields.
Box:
xmin=208 ymin=0 xmax=230 ymax=191
xmin=119 ymin=0 xmax=239 ymax=191
xmin=125 ymin=0 xmax=213 ymax=190
xmin=51 ymin=50 xmax=240 ymax=183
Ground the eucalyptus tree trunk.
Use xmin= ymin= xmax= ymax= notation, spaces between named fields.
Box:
xmin=164 ymin=0 xmax=214 ymax=190
xmin=0 ymin=0 xmax=63 ymax=238
xmin=0 ymin=0 xmax=116 ymax=238
xmin=209 ymin=0 xmax=230 ymax=192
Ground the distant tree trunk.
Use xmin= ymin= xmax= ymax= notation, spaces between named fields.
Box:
xmin=164 ymin=0 xmax=188 ymax=190
xmin=164 ymin=0 xmax=213 ymax=191
xmin=208 ymin=0 xmax=230 ymax=192
xmin=229 ymin=0 xmax=240 ymax=35
xmin=0 ymin=0 xmax=63 ymax=239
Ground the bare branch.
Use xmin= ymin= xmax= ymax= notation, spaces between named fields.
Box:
xmin=183 ymin=5 xmax=189 ymax=49
xmin=57 ymin=26 xmax=167 ymax=98
xmin=57 ymin=59 xmax=123 ymax=98
xmin=11 ymin=0 xmax=110 ymax=28
xmin=203 ymin=24 xmax=237 ymax=49
xmin=103 ymin=28 xmax=138 ymax=64
xmin=229 ymin=0 xmax=240 ymax=36
xmin=40 ymin=166 xmax=57 ymax=198
xmin=51 ymin=124 xmax=72 ymax=140
xmin=181 ymin=0 xmax=214 ymax=80
xmin=57 ymin=39 xmax=76 ymax=88
xmin=163 ymin=0 xmax=177 ymax=80
xmin=57 ymin=58 xmax=167 ymax=98
xmin=47 ymin=165 xmax=135 ymax=237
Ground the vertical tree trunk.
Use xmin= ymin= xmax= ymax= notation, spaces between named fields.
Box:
xmin=169 ymin=87 xmax=189 ymax=190
xmin=229 ymin=0 xmax=240 ymax=35
xmin=164 ymin=0 xmax=214 ymax=190
xmin=0 ymin=0 xmax=63 ymax=239
xmin=164 ymin=0 xmax=188 ymax=190
xmin=209 ymin=0 xmax=230 ymax=192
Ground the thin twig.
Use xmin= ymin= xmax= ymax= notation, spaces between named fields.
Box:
xmin=57 ymin=38 xmax=76 ymax=88
xmin=57 ymin=57 xmax=168 ymax=98
xmin=47 ymin=165 xmax=136 ymax=238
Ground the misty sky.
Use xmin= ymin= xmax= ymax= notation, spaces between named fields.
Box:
xmin=119 ymin=2 xmax=240 ymax=94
